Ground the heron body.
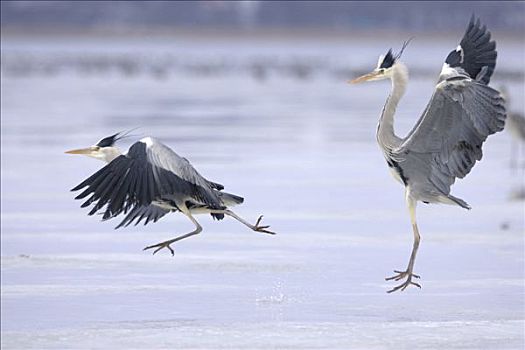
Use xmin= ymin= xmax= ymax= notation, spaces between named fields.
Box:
xmin=66 ymin=135 xmax=274 ymax=255
xmin=352 ymin=17 xmax=506 ymax=292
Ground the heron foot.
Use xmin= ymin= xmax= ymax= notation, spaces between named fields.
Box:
xmin=143 ymin=240 xmax=176 ymax=256
xmin=385 ymin=270 xmax=421 ymax=293
xmin=253 ymin=215 xmax=276 ymax=235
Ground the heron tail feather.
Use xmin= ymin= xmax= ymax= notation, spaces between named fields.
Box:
xmin=446 ymin=194 xmax=471 ymax=210
xmin=219 ymin=192 xmax=244 ymax=206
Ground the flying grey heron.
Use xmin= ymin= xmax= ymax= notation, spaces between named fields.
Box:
xmin=351 ymin=17 xmax=506 ymax=293
xmin=66 ymin=134 xmax=275 ymax=255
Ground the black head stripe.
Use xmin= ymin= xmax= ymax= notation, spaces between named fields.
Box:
xmin=445 ymin=50 xmax=462 ymax=67
xmin=380 ymin=49 xmax=395 ymax=69
xmin=380 ymin=39 xmax=412 ymax=69
xmin=96 ymin=133 xmax=119 ymax=147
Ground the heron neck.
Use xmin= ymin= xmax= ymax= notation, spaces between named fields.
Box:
xmin=102 ymin=147 xmax=122 ymax=163
xmin=377 ymin=62 xmax=408 ymax=152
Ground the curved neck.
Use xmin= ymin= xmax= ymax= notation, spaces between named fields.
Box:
xmin=101 ymin=147 xmax=122 ymax=163
xmin=377 ymin=62 xmax=408 ymax=152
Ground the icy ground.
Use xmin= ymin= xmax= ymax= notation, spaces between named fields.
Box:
xmin=1 ymin=35 xmax=524 ymax=349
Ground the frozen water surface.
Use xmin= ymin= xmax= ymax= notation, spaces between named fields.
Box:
xmin=1 ymin=35 xmax=524 ymax=349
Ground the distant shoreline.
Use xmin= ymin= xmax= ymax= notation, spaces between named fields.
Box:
xmin=2 ymin=26 xmax=524 ymax=43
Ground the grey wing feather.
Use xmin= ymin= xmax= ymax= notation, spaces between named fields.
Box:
xmin=144 ymin=138 xmax=224 ymax=206
xmin=397 ymin=77 xmax=506 ymax=194
xmin=115 ymin=204 xmax=170 ymax=229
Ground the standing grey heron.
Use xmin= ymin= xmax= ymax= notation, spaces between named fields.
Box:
xmin=66 ymin=133 xmax=275 ymax=255
xmin=351 ymin=17 xmax=506 ymax=293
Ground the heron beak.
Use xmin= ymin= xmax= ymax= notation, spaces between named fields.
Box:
xmin=65 ymin=147 xmax=98 ymax=155
xmin=349 ymin=71 xmax=382 ymax=84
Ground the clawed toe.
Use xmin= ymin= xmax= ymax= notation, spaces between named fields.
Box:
xmin=255 ymin=226 xmax=276 ymax=235
xmin=396 ymin=270 xmax=420 ymax=279
xmin=385 ymin=269 xmax=421 ymax=293
xmin=386 ymin=270 xmax=420 ymax=281
xmin=143 ymin=242 xmax=175 ymax=256
xmin=258 ymin=228 xmax=275 ymax=234
xmin=253 ymin=215 xmax=276 ymax=235
xmin=387 ymin=279 xmax=422 ymax=293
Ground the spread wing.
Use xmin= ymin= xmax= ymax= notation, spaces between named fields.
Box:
xmin=71 ymin=137 xmax=224 ymax=220
xmin=144 ymin=138 xmax=224 ymax=192
xmin=395 ymin=17 xmax=506 ymax=194
xmin=115 ymin=204 xmax=170 ymax=229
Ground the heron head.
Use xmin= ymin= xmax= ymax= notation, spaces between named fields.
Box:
xmin=350 ymin=39 xmax=412 ymax=84
xmin=65 ymin=133 xmax=122 ymax=163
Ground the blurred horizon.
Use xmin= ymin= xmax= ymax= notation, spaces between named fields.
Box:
xmin=2 ymin=1 xmax=524 ymax=37
xmin=2 ymin=1 xmax=524 ymax=83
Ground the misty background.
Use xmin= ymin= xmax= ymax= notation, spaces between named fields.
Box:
xmin=1 ymin=1 xmax=524 ymax=83
xmin=1 ymin=1 xmax=524 ymax=34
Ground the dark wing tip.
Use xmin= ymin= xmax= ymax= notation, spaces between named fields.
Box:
xmin=70 ymin=184 xmax=84 ymax=192
xmin=114 ymin=204 xmax=169 ymax=229
xmin=208 ymin=181 xmax=224 ymax=191
xmin=458 ymin=16 xmax=497 ymax=84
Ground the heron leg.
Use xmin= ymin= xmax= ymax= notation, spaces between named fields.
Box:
xmin=143 ymin=212 xmax=202 ymax=256
xmin=212 ymin=209 xmax=275 ymax=235
xmin=386 ymin=195 xmax=422 ymax=293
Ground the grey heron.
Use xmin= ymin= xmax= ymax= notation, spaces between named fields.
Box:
xmin=66 ymin=134 xmax=275 ymax=255
xmin=351 ymin=17 xmax=506 ymax=293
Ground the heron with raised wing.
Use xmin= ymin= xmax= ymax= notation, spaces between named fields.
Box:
xmin=351 ymin=17 xmax=506 ymax=293
xmin=66 ymin=134 xmax=275 ymax=255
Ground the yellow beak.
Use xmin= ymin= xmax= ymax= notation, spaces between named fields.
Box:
xmin=349 ymin=71 xmax=382 ymax=84
xmin=65 ymin=147 xmax=97 ymax=155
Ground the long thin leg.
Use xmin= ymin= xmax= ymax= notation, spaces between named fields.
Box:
xmin=386 ymin=195 xmax=422 ymax=293
xmin=143 ymin=212 xmax=202 ymax=256
xmin=211 ymin=209 xmax=275 ymax=235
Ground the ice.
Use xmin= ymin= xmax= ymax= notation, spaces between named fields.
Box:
xmin=1 ymin=35 xmax=524 ymax=349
